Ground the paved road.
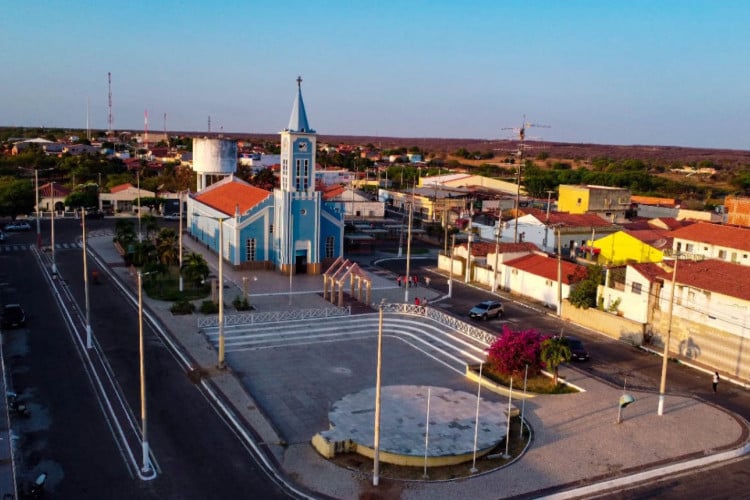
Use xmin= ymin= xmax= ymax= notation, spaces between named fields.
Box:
xmin=2 ymin=219 xmax=290 ymax=499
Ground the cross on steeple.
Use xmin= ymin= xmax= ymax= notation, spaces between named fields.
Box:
xmin=296 ymin=75 xmax=302 ymax=88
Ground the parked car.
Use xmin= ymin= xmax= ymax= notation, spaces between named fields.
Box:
xmin=163 ymin=212 xmax=183 ymax=220
xmin=563 ymin=336 xmax=589 ymax=361
xmin=1 ymin=304 xmax=26 ymax=329
xmin=469 ymin=300 xmax=504 ymax=320
xmin=4 ymin=221 xmax=31 ymax=232
xmin=0 ymin=230 xmax=5 ymax=242
xmin=84 ymin=207 xmax=104 ymax=219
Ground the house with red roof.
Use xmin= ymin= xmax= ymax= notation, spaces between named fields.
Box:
xmin=321 ymin=186 xmax=384 ymax=218
xmin=506 ymin=209 xmax=620 ymax=257
xmin=37 ymin=182 xmax=71 ymax=213
xmin=99 ymin=183 xmax=155 ymax=215
xmin=670 ymin=222 xmax=750 ymax=266
xmin=500 ymin=253 xmax=587 ymax=311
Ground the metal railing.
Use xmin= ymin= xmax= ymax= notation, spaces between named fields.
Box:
xmin=382 ymin=303 xmax=496 ymax=346
xmin=197 ymin=306 xmax=351 ymax=328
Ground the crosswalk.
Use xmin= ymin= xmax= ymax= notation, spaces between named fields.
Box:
xmin=202 ymin=312 xmax=489 ymax=374
xmin=0 ymin=242 xmax=82 ymax=253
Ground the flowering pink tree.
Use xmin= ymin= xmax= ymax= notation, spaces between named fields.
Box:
xmin=487 ymin=326 xmax=548 ymax=377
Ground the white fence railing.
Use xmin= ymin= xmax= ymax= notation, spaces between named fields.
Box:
xmin=197 ymin=306 xmax=351 ymax=328
xmin=382 ymin=303 xmax=497 ymax=346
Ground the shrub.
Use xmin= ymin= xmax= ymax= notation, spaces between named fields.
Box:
xmin=199 ymin=300 xmax=220 ymax=314
xmin=487 ymin=326 xmax=548 ymax=377
xmin=232 ymin=296 xmax=254 ymax=311
xmin=170 ymin=300 xmax=195 ymax=315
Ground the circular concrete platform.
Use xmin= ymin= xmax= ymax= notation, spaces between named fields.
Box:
xmin=312 ymin=385 xmax=509 ymax=466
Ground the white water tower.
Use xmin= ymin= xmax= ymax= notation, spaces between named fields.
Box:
xmin=192 ymin=137 xmax=238 ymax=191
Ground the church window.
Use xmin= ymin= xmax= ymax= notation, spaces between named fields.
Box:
xmin=246 ymin=238 xmax=257 ymax=262
xmin=325 ymin=236 xmax=335 ymax=258
xmin=269 ymin=224 xmax=273 ymax=234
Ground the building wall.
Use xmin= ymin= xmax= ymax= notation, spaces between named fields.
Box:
xmin=673 ymin=238 xmax=750 ymax=266
xmin=561 ymin=301 xmax=644 ymax=345
xmin=558 ymin=185 xmax=630 ymax=220
xmin=726 ymin=196 xmax=750 ymax=227
xmin=594 ymin=232 xmax=664 ymax=265
xmin=500 ymin=264 xmax=570 ymax=309
xmin=558 ymin=185 xmax=591 ymax=214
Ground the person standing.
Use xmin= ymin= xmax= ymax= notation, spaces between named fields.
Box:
xmin=713 ymin=372 xmax=720 ymax=393
xmin=415 ymin=297 xmax=420 ymax=306
xmin=396 ymin=276 xmax=401 ymax=288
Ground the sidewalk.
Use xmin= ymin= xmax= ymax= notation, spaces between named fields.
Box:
xmin=87 ymin=234 xmax=750 ymax=499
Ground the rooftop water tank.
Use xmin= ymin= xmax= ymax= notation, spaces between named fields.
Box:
xmin=192 ymin=138 xmax=237 ymax=174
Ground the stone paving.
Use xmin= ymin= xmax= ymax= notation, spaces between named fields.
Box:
xmin=86 ymin=233 xmax=750 ymax=499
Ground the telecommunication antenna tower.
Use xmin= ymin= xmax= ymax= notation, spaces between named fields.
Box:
xmin=163 ymin=113 xmax=169 ymax=148
xmin=144 ymin=109 xmax=149 ymax=150
xmin=501 ymin=115 xmax=551 ymax=243
xmin=208 ymin=115 xmax=211 ymax=133
xmin=107 ymin=72 xmax=113 ymax=136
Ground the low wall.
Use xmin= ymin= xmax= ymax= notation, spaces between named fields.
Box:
xmin=561 ymin=301 xmax=645 ymax=345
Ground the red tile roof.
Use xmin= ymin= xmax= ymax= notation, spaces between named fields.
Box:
xmin=194 ymin=177 xmax=271 ymax=216
xmin=524 ymin=208 xmax=615 ymax=227
xmin=38 ymin=182 xmax=70 ymax=197
xmin=623 ymin=229 xmax=672 ymax=248
xmin=670 ymin=222 xmax=750 ymax=253
xmin=673 ymin=259 xmax=750 ymax=302
xmin=110 ymin=183 xmax=134 ymax=193
xmin=630 ymin=262 xmax=670 ymax=283
xmin=458 ymin=241 xmax=538 ymax=257
xmin=321 ymin=185 xmax=346 ymax=200
xmin=504 ymin=253 xmax=585 ymax=284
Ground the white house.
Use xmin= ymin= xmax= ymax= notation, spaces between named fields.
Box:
xmin=670 ymin=222 xmax=750 ymax=266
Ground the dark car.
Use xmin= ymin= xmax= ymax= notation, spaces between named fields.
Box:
xmin=469 ymin=300 xmax=504 ymax=320
xmin=84 ymin=208 xmax=104 ymax=219
xmin=1 ymin=304 xmax=26 ymax=329
xmin=564 ymin=336 xmax=589 ymax=361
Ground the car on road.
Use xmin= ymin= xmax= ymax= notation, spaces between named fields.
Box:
xmin=469 ymin=300 xmax=504 ymax=320
xmin=4 ymin=221 xmax=31 ymax=232
xmin=84 ymin=207 xmax=104 ymax=219
xmin=1 ymin=304 xmax=26 ymax=329
xmin=563 ymin=336 xmax=589 ymax=361
xmin=163 ymin=212 xmax=183 ymax=220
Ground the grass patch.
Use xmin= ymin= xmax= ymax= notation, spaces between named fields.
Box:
xmin=141 ymin=267 xmax=210 ymax=301
xmin=483 ymin=365 xmax=578 ymax=394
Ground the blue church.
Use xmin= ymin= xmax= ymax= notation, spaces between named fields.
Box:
xmin=186 ymin=78 xmax=345 ymax=274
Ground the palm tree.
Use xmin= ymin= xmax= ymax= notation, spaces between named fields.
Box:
xmin=155 ymin=228 xmax=178 ymax=266
xmin=541 ymin=336 xmax=572 ymax=386
xmin=142 ymin=214 xmax=160 ymax=242
xmin=114 ymin=219 xmax=136 ymax=246
xmin=181 ymin=252 xmax=209 ymax=288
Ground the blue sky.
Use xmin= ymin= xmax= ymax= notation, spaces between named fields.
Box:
xmin=2 ymin=1 xmax=749 ymax=149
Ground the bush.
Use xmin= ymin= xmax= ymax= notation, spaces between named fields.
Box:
xmin=487 ymin=326 xmax=548 ymax=377
xmin=170 ymin=300 xmax=195 ymax=315
xmin=232 ymin=296 xmax=254 ymax=311
xmin=199 ymin=300 xmax=220 ymax=314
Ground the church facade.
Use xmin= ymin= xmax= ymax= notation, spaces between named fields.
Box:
xmin=186 ymin=78 xmax=345 ymax=274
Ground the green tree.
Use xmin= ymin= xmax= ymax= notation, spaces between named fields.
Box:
xmin=540 ymin=336 xmax=572 ymax=385
xmin=0 ymin=177 xmax=34 ymax=218
xmin=155 ymin=228 xmax=178 ymax=266
xmin=568 ymin=265 xmax=605 ymax=309
xmin=181 ymin=252 xmax=210 ymax=287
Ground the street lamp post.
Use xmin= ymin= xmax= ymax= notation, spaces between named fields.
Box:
xmin=82 ymin=209 xmax=93 ymax=349
xmin=194 ymin=212 xmax=229 ymax=368
xmin=178 ymin=191 xmax=185 ymax=292
xmin=448 ymin=234 xmax=455 ymax=298
xmin=404 ymin=202 xmax=414 ymax=304
xmin=137 ymin=171 xmax=142 ymax=242
xmin=51 ymin=181 xmax=57 ymax=275
xmin=373 ymin=302 xmax=384 ymax=486
xmin=493 ymin=226 xmax=501 ymax=294
xmin=137 ymin=270 xmax=154 ymax=474
xmin=657 ymin=257 xmax=679 ymax=416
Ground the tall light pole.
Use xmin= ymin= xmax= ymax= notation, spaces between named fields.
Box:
xmin=448 ymin=234 xmax=455 ymax=298
xmin=178 ymin=191 xmax=185 ymax=292
xmin=82 ymin=208 xmax=93 ymax=349
xmin=137 ymin=170 xmax=142 ymax=242
xmin=557 ymin=227 xmax=563 ymax=316
xmin=373 ymin=302 xmax=384 ymax=486
xmin=194 ymin=212 xmax=229 ymax=368
xmin=658 ymin=257 xmax=679 ymax=416
xmin=51 ymin=181 xmax=57 ymax=275
xmin=34 ymin=169 xmax=41 ymax=248
xmin=493 ymin=225 xmax=501 ymax=294
xmin=404 ymin=202 xmax=414 ymax=304
xmin=137 ymin=270 xmax=155 ymax=474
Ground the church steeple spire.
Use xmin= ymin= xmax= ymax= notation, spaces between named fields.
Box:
xmin=287 ymin=76 xmax=314 ymax=133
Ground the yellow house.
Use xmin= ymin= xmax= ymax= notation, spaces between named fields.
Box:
xmin=558 ymin=185 xmax=630 ymax=221
xmin=588 ymin=230 xmax=665 ymax=265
